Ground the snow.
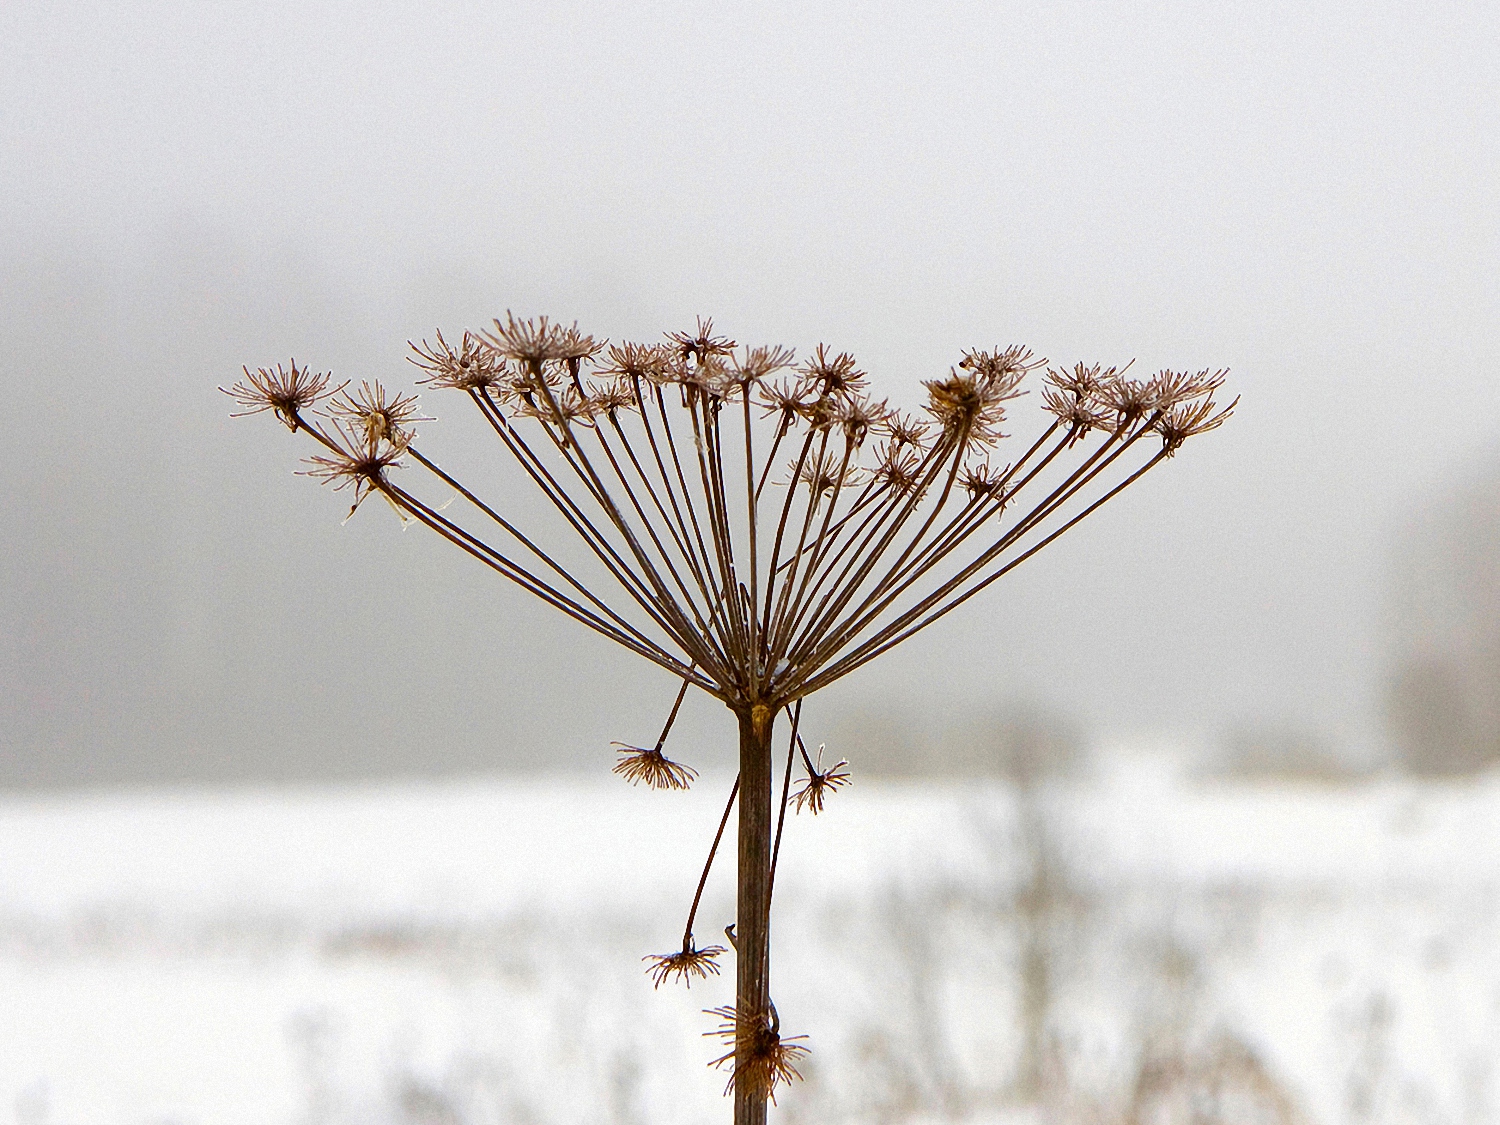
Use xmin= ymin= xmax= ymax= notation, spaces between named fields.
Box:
xmin=2 ymin=761 xmax=1499 ymax=1124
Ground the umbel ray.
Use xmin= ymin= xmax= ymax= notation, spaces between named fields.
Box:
xmin=226 ymin=314 xmax=1232 ymax=1123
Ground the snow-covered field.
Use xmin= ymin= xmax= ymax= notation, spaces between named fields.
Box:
xmin=3 ymin=759 xmax=1499 ymax=1125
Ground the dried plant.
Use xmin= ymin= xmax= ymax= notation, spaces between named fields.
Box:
xmin=791 ymin=741 xmax=850 ymax=816
xmin=706 ymin=1003 xmax=810 ymax=1104
xmin=227 ymin=313 xmax=1232 ymax=1123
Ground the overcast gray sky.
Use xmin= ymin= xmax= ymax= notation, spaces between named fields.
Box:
xmin=2 ymin=0 xmax=1497 ymax=784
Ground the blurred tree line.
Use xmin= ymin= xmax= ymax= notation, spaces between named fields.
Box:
xmin=1386 ymin=456 xmax=1500 ymax=775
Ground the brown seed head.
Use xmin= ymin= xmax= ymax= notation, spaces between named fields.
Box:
xmin=598 ymin=341 xmax=670 ymax=384
xmin=800 ymin=344 xmax=867 ymax=398
xmin=1098 ymin=371 xmax=1158 ymax=424
xmin=960 ymin=458 xmax=1009 ymax=502
xmin=298 ymin=421 xmax=409 ymax=516
xmin=729 ymin=345 xmax=796 ymax=390
xmin=222 ymin=361 xmax=338 ymax=430
xmin=683 ymin=353 xmax=737 ymax=400
xmin=923 ymin=368 xmax=1011 ymax=445
xmin=796 ymin=451 xmax=862 ymax=498
xmin=1154 ymin=393 xmax=1238 ymax=456
xmin=485 ymin=312 xmax=601 ymax=364
xmin=409 ymin=331 xmax=506 ymax=391
xmin=758 ymin=375 xmax=819 ymax=422
xmin=705 ymin=1004 xmax=809 ymax=1103
xmin=795 ymin=385 xmax=845 ymax=432
xmin=610 ymin=742 xmax=698 ymax=790
xmin=585 ymin=375 xmax=639 ymax=417
xmin=327 ymin=381 xmax=430 ymax=444
xmin=1041 ymin=382 xmax=1116 ymax=441
xmin=882 ymin=411 xmax=930 ymax=449
xmin=1148 ymin=367 xmax=1229 ymax=411
xmin=1045 ymin=361 xmax=1111 ymax=401
xmin=792 ymin=743 xmax=850 ymax=814
xmin=497 ymin=354 xmax=568 ymax=410
xmin=835 ymin=394 xmax=890 ymax=448
xmin=668 ymin=317 xmax=737 ymax=363
xmin=643 ymin=939 xmax=726 ymax=988
xmin=514 ymin=383 xmax=599 ymax=429
xmin=871 ymin=442 xmax=924 ymax=497
xmin=957 ymin=345 xmax=1038 ymax=395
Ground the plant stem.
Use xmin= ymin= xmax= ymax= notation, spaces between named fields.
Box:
xmin=735 ymin=703 xmax=775 ymax=1125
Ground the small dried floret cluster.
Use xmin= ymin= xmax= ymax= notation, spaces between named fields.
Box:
xmin=227 ymin=313 xmax=1231 ymax=1113
xmin=791 ymin=741 xmax=850 ymax=815
xmin=706 ymin=1003 xmax=809 ymax=1103
xmin=224 ymin=361 xmax=339 ymax=431
xmin=611 ymin=742 xmax=698 ymax=790
xmin=644 ymin=937 xmax=727 ymax=989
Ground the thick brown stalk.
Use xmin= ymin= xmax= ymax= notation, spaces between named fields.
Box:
xmin=735 ymin=702 xmax=775 ymax=1125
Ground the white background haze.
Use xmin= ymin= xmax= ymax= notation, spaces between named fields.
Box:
xmin=2 ymin=0 xmax=1498 ymax=783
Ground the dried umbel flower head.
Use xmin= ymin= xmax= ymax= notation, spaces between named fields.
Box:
xmin=611 ymin=743 xmax=698 ymax=790
xmin=485 ymin=312 xmax=601 ymax=364
xmin=795 ymin=450 xmax=862 ymax=499
xmin=222 ymin=361 xmax=337 ymax=430
xmin=1098 ymin=371 xmax=1159 ymax=425
xmin=515 ymin=382 xmax=600 ymax=430
xmin=800 ymin=344 xmax=867 ymax=399
xmin=922 ymin=353 xmax=1030 ymax=444
xmin=792 ymin=742 xmax=850 ymax=815
xmin=834 ymin=394 xmax=890 ymax=447
xmin=961 ymin=458 xmax=1009 ymax=502
xmin=232 ymin=312 xmax=1232 ymax=1122
xmin=1156 ymin=391 xmax=1238 ymax=455
xmin=705 ymin=1004 xmax=809 ymax=1103
xmin=871 ymin=441 xmax=924 ymax=496
xmin=409 ymin=330 xmax=506 ymax=391
xmin=669 ymin=317 xmax=737 ymax=364
xmin=598 ymin=341 xmax=668 ymax=384
xmin=585 ymin=375 xmax=639 ymax=417
xmin=298 ymin=421 xmax=409 ymax=518
xmin=1149 ymin=366 xmax=1228 ymax=411
xmin=644 ymin=938 xmax=726 ymax=988
xmin=729 ymin=345 xmax=796 ymax=391
xmin=328 ymin=380 xmax=429 ymax=444
xmin=883 ymin=410 xmax=930 ymax=448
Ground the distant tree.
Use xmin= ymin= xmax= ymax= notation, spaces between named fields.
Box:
xmin=1386 ymin=457 xmax=1500 ymax=775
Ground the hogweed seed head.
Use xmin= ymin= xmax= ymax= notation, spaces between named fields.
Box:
xmin=1099 ymin=371 xmax=1158 ymax=425
xmin=232 ymin=312 xmax=1232 ymax=1116
xmin=872 ymin=442 xmax=925 ymax=496
xmin=668 ymin=317 xmax=737 ymax=363
xmin=705 ymin=1004 xmax=809 ymax=1103
xmin=792 ymin=743 xmax=850 ymax=815
xmin=610 ymin=743 xmax=698 ymax=790
xmin=598 ymin=341 xmax=669 ymax=384
xmin=409 ymin=330 xmax=506 ymax=391
xmin=922 ymin=364 xmax=1019 ymax=445
xmin=882 ymin=410 xmax=931 ymax=449
xmin=644 ymin=938 xmax=726 ymax=988
xmin=222 ymin=361 xmax=338 ymax=430
xmin=1149 ymin=367 xmax=1228 ymax=411
xmin=298 ymin=420 xmax=409 ymax=518
xmin=961 ymin=458 xmax=1009 ymax=502
xmin=730 ymin=344 xmax=796 ymax=390
xmin=758 ymin=375 xmax=816 ymax=422
xmin=328 ymin=380 xmax=429 ymax=444
xmin=834 ymin=394 xmax=890 ymax=448
xmin=800 ymin=343 xmax=867 ymax=399
xmin=795 ymin=451 xmax=862 ymax=499
xmin=485 ymin=312 xmax=601 ymax=364
xmin=1155 ymin=392 xmax=1238 ymax=455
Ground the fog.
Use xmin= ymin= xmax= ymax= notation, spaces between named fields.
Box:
xmin=3 ymin=0 xmax=1498 ymax=784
